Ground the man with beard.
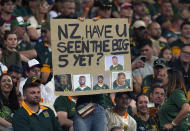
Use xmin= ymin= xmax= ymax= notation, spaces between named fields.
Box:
xmin=75 ymin=76 xmax=91 ymax=91
xmin=13 ymin=76 xmax=62 ymax=131
xmin=113 ymin=73 xmax=130 ymax=90
xmin=106 ymin=92 xmax=136 ymax=131
xmin=56 ymin=0 xmax=76 ymax=19
xmin=147 ymin=21 xmax=168 ymax=56
xmin=93 ymin=75 xmax=109 ymax=90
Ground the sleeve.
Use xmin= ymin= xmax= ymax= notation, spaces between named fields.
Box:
xmin=13 ymin=110 xmax=31 ymax=131
xmin=132 ymin=68 xmax=141 ymax=77
xmin=48 ymin=108 xmax=62 ymax=131
xmin=54 ymin=96 xmax=68 ymax=112
xmin=171 ymin=90 xmax=188 ymax=109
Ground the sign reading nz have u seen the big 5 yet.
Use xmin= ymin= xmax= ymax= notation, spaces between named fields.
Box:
xmin=51 ymin=18 xmax=132 ymax=96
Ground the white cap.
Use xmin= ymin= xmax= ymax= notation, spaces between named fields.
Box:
xmin=27 ymin=59 xmax=41 ymax=68
xmin=133 ymin=20 xmax=146 ymax=28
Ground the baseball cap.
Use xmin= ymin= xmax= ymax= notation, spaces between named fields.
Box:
xmin=24 ymin=76 xmax=42 ymax=86
xmin=26 ymin=59 xmax=42 ymax=70
xmin=11 ymin=16 xmax=30 ymax=29
xmin=153 ymin=58 xmax=166 ymax=68
xmin=133 ymin=20 xmax=146 ymax=29
xmin=120 ymin=3 xmax=132 ymax=10
xmin=95 ymin=0 xmax=113 ymax=10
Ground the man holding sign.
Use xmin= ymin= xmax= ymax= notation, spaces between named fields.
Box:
xmin=75 ymin=76 xmax=91 ymax=91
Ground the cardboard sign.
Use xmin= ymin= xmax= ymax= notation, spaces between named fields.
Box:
xmin=51 ymin=19 xmax=132 ymax=96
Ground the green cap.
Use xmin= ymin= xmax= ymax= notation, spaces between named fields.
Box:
xmin=25 ymin=77 xmax=42 ymax=86
xmin=11 ymin=16 xmax=30 ymax=29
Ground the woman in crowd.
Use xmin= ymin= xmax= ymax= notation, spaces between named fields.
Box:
xmin=158 ymin=68 xmax=190 ymax=131
xmin=0 ymin=74 xmax=19 ymax=128
xmin=1 ymin=31 xmax=22 ymax=68
xmin=134 ymin=94 xmax=158 ymax=131
xmin=27 ymin=0 xmax=49 ymax=41
xmin=159 ymin=47 xmax=173 ymax=66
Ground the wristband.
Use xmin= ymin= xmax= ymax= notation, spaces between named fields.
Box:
xmin=171 ymin=121 xmax=177 ymax=126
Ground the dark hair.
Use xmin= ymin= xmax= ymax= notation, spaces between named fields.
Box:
xmin=0 ymin=74 xmax=19 ymax=111
xmin=110 ymin=126 xmax=124 ymax=131
xmin=139 ymin=39 xmax=152 ymax=49
xmin=0 ymin=0 xmax=14 ymax=6
xmin=112 ymin=56 xmax=118 ymax=59
xmin=159 ymin=47 xmax=172 ymax=58
xmin=4 ymin=30 xmax=17 ymax=40
xmin=167 ymin=68 xmax=186 ymax=96
xmin=0 ymin=19 xmax=5 ymax=27
xmin=135 ymin=94 xmax=148 ymax=104
xmin=180 ymin=21 xmax=190 ymax=30
xmin=151 ymin=83 xmax=166 ymax=94
xmin=23 ymin=82 xmax=41 ymax=94
xmin=98 ymin=75 xmax=103 ymax=79
xmin=8 ymin=64 xmax=23 ymax=74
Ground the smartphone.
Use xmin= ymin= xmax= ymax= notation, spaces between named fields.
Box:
xmin=140 ymin=56 xmax=146 ymax=62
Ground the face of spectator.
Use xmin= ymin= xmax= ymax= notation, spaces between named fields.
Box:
xmin=14 ymin=26 xmax=26 ymax=40
xmin=98 ymin=76 xmax=103 ymax=83
xmin=140 ymin=45 xmax=153 ymax=61
xmin=135 ymin=27 xmax=148 ymax=39
xmin=9 ymin=72 xmax=22 ymax=85
xmin=0 ymin=75 xmax=13 ymax=93
xmin=24 ymin=87 xmax=41 ymax=105
xmin=115 ymin=94 xmax=131 ymax=111
xmin=5 ymin=34 xmax=18 ymax=50
xmin=180 ymin=46 xmax=190 ymax=63
xmin=154 ymin=66 xmax=164 ymax=78
xmin=134 ymin=3 xmax=146 ymax=17
xmin=120 ymin=8 xmax=133 ymax=18
xmin=162 ymin=49 xmax=172 ymax=62
xmin=112 ymin=57 xmax=118 ymax=65
xmin=61 ymin=2 xmax=76 ymax=18
xmin=150 ymin=22 xmax=161 ymax=40
xmin=137 ymin=95 xmax=149 ymax=114
xmin=39 ymin=1 xmax=49 ymax=14
xmin=2 ymin=1 xmax=14 ymax=14
xmin=79 ymin=77 xmax=86 ymax=86
xmin=118 ymin=74 xmax=126 ymax=85
xmin=0 ymin=23 xmax=6 ymax=35
xmin=181 ymin=24 xmax=190 ymax=39
xmin=98 ymin=7 xmax=112 ymax=18
xmin=161 ymin=2 xmax=172 ymax=17
xmin=28 ymin=67 xmax=41 ymax=78
xmin=41 ymin=29 xmax=51 ymax=43
xmin=151 ymin=88 xmax=165 ymax=106
xmin=142 ymin=16 xmax=151 ymax=27
xmin=157 ymin=68 xmax=168 ymax=86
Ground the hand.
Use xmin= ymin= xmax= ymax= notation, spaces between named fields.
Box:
xmin=78 ymin=17 xmax=85 ymax=22
xmin=163 ymin=123 xmax=173 ymax=130
xmin=132 ymin=60 xmax=144 ymax=70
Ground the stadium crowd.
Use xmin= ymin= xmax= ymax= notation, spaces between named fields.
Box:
xmin=0 ymin=0 xmax=190 ymax=131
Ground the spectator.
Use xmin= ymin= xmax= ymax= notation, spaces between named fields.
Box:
xmin=54 ymin=96 xmax=77 ymax=131
xmin=120 ymin=3 xmax=133 ymax=24
xmin=106 ymin=92 xmax=136 ymax=131
xmin=111 ymin=0 xmax=125 ymax=18
xmin=141 ymin=58 xmax=167 ymax=95
xmin=147 ymin=21 xmax=168 ymax=56
xmin=0 ymin=74 xmax=19 ymax=129
xmin=158 ymin=68 xmax=190 ymax=131
xmin=48 ymin=0 xmax=62 ymax=18
xmin=134 ymin=95 xmax=158 ymax=131
xmin=133 ymin=0 xmax=147 ymax=21
xmin=11 ymin=16 xmax=37 ymax=61
xmin=170 ymin=21 xmax=190 ymax=59
xmin=130 ymin=20 xmax=148 ymax=60
xmin=169 ymin=45 xmax=190 ymax=99
xmin=0 ymin=19 xmax=6 ymax=48
xmin=110 ymin=126 xmax=124 ymax=131
xmin=13 ymin=76 xmax=62 ymax=131
xmin=0 ymin=0 xmax=16 ymax=31
xmin=159 ymin=47 xmax=173 ymax=66
xmin=56 ymin=0 xmax=76 ymax=19
xmin=77 ymin=0 xmax=95 ymax=18
xmin=1 ymin=31 xmax=22 ymax=68
xmin=132 ymin=39 xmax=158 ymax=86
xmin=27 ymin=0 xmax=49 ymax=41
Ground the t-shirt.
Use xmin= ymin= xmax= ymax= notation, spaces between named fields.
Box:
xmin=158 ymin=89 xmax=188 ymax=131
xmin=106 ymin=108 xmax=137 ymax=131
xmin=93 ymin=84 xmax=109 ymax=90
xmin=75 ymin=86 xmax=91 ymax=91
xmin=110 ymin=64 xmax=123 ymax=71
